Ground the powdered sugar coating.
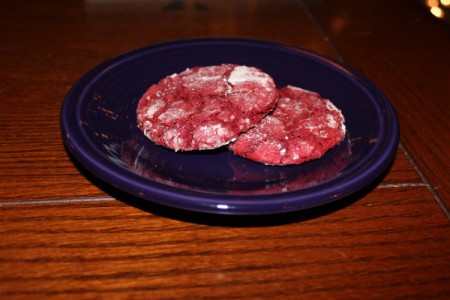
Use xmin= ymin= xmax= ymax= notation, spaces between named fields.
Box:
xmin=229 ymin=85 xmax=346 ymax=165
xmin=136 ymin=64 xmax=278 ymax=151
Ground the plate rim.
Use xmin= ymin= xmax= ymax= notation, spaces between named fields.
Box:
xmin=60 ymin=38 xmax=399 ymax=215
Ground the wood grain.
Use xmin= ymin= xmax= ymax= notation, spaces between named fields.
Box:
xmin=303 ymin=0 xmax=450 ymax=207
xmin=0 ymin=146 xmax=423 ymax=203
xmin=0 ymin=0 xmax=332 ymax=203
xmin=1 ymin=0 xmax=449 ymax=299
xmin=1 ymin=187 xmax=449 ymax=299
xmin=0 ymin=0 xmax=425 ymax=203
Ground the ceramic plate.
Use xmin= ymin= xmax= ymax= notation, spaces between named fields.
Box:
xmin=60 ymin=39 xmax=399 ymax=215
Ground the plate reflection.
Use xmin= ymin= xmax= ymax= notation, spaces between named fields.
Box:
xmin=120 ymin=133 xmax=352 ymax=196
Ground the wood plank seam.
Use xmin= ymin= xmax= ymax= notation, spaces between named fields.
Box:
xmin=377 ymin=183 xmax=427 ymax=189
xmin=0 ymin=196 xmax=116 ymax=207
xmin=299 ymin=0 xmax=345 ymax=63
xmin=300 ymin=0 xmax=449 ymax=219
xmin=398 ymin=142 xmax=450 ymax=219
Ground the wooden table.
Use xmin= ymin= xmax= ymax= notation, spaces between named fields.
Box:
xmin=1 ymin=0 xmax=449 ymax=298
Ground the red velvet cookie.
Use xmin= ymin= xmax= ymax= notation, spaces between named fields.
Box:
xmin=136 ymin=64 xmax=278 ymax=151
xmin=229 ymin=85 xmax=346 ymax=165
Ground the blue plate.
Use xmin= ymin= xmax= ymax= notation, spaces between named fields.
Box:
xmin=60 ymin=38 xmax=399 ymax=215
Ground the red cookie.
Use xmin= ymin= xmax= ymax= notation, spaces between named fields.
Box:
xmin=229 ymin=85 xmax=346 ymax=165
xmin=136 ymin=64 xmax=278 ymax=151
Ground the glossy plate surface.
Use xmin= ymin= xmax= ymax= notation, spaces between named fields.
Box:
xmin=60 ymin=39 xmax=399 ymax=215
